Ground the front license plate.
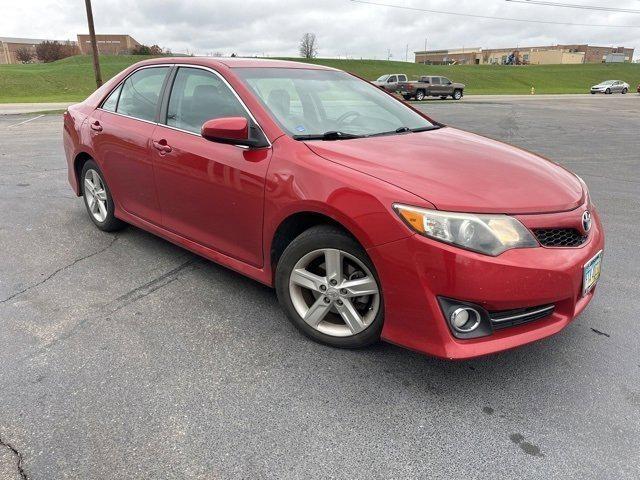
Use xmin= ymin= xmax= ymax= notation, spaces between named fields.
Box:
xmin=582 ymin=250 xmax=603 ymax=297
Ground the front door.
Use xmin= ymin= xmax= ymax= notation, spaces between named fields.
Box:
xmin=151 ymin=66 xmax=271 ymax=267
xmin=91 ymin=66 xmax=170 ymax=225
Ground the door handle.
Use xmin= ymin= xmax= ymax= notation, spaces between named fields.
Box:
xmin=152 ymin=140 xmax=172 ymax=153
xmin=90 ymin=121 xmax=103 ymax=132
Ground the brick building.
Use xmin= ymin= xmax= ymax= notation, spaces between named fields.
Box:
xmin=0 ymin=37 xmax=77 ymax=64
xmin=76 ymin=34 xmax=141 ymax=55
xmin=415 ymin=44 xmax=635 ymax=65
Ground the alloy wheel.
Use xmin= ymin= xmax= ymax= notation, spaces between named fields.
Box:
xmin=288 ymin=248 xmax=380 ymax=337
xmin=84 ymin=169 xmax=108 ymax=222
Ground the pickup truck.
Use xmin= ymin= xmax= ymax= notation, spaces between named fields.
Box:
xmin=397 ymin=76 xmax=465 ymax=101
xmin=372 ymin=74 xmax=408 ymax=92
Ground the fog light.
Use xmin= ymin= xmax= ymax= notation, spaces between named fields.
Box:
xmin=450 ymin=307 xmax=481 ymax=333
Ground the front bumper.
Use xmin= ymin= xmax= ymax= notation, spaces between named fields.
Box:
xmin=368 ymin=208 xmax=605 ymax=359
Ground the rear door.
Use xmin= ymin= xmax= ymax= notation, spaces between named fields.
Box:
xmin=92 ymin=65 xmax=170 ymax=225
xmin=151 ymin=66 xmax=271 ymax=267
xmin=430 ymin=76 xmax=443 ymax=95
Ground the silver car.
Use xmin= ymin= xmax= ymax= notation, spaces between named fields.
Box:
xmin=590 ymin=80 xmax=630 ymax=94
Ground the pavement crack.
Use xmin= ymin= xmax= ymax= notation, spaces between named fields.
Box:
xmin=25 ymin=256 xmax=200 ymax=359
xmin=0 ymin=436 xmax=28 ymax=480
xmin=591 ymin=328 xmax=610 ymax=338
xmin=0 ymin=234 xmax=119 ymax=305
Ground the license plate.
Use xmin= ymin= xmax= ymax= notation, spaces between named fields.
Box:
xmin=582 ymin=250 xmax=603 ymax=297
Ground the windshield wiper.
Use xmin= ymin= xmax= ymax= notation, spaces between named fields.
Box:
xmin=367 ymin=125 xmax=443 ymax=138
xmin=293 ymin=131 xmax=363 ymax=141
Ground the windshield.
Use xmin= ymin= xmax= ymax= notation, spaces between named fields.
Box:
xmin=235 ymin=68 xmax=434 ymax=138
xmin=376 ymin=74 xmax=390 ymax=82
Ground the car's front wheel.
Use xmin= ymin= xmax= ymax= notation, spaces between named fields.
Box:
xmin=606 ymin=88 xmax=611 ymax=94
xmin=275 ymin=225 xmax=383 ymax=348
xmin=453 ymin=90 xmax=463 ymax=100
xmin=81 ymin=160 xmax=126 ymax=232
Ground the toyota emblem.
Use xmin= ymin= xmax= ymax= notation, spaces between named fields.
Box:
xmin=582 ymin=211 xmax=592 ymax=233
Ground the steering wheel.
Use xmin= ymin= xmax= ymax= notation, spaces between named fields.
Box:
xmin=336 ymin=111 xmax=362 ymax=126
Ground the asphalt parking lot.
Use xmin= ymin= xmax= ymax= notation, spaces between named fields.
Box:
xmin=1 ymin=95 xmax=639 ymax=479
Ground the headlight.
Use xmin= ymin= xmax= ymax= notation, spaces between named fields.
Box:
xmin=393 ymin=204 xmax=539 ymax=256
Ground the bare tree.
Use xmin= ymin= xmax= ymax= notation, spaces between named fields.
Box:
xmin=15 ymin=47 xmax=34 ymax=63
xmin=299 ymin=33 xmax=318 ymax=59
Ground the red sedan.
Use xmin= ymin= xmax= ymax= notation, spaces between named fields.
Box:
xmin=63 ymin=58 xmax=604 ymax=359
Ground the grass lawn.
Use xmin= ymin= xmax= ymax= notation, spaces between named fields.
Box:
xmin=1 ymin=54 xmax=639 ymax=103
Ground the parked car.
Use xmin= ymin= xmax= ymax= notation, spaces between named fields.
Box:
xmin=372 ymin=73 xmax=408 ymax=92
xmin=398 ymin=76 xmax=465 ymax=101
xmin=63 ymin=58 xmax=604 ymax=360
xmin=590 ymin=80 xmax=629 ymax=94
xmin=637 ymin=83 xmax=640 ymax=94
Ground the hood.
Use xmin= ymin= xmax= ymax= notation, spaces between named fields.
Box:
xmin=452 ymin=82 xmax=465 ymax=88
xmin=304 ymin=127 xmax=584 ymax=214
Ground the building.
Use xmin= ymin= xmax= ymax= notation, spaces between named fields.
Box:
xmin=415 ymin=44 xmax=634 ymax=65
xmin=76 ymin=34 xmax=141 ymax=55
xmin=0 ymin=37 xmax=77 ymax=64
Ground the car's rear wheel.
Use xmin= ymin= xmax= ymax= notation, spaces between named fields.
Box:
xmin=415 ymin=90 xmax=425 ymax=101
xmin=81 ymin=160 xmax=126 ymax=232
xmin=275 ymin=225 xmax=383 ymax=348
xmin=622 ymin=88 xmax=628 ymax=94
xmin=453 ymin=90 xmax=463 ymax=100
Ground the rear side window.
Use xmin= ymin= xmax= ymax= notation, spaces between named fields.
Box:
xmin=117 ymin=67 xmax=169 ymax=122
xmin=166 ymin=67 xmax=247 ymax=134
xmin=398 ymin=75 xmax=407 ymax=82
xmin=431 ymin=77 xmax=441 ymax=85
xmin=101 ymin=84 xmax=122 ymax=112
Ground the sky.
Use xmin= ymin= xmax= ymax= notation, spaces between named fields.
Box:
xmin=1 ymin=0 xmax=639 ymax=60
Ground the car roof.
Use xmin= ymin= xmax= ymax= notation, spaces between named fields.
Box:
xmin=131 ymin=56 xmax=336 ymax=70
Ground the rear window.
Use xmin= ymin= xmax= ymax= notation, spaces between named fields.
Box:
xmin=116 ymin=67 xmax=169 ymax=122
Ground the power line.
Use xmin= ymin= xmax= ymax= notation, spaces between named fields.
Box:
xmin=350 ymin=0 xmax=640 ymax=28
xmin=506 ymin=0 xmax=640 ymax=14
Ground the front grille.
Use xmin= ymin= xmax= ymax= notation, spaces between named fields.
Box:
xmin=490 ymin=304 xmax=555 ymax=330
xmin=533 ymin=228 xmax=587 ymax=247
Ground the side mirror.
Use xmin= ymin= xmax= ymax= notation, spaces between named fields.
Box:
xmin=201 ymin=117 xmax=254 ymax=146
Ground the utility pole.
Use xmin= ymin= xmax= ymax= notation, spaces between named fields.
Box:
xmin=84 ymin=0 xmax=102 ymax=88
xmin=424 ymin=37 xmax=427 ymax=64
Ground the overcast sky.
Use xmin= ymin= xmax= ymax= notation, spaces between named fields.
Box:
xmin=2 ymin=0 xmax=639 ymax=60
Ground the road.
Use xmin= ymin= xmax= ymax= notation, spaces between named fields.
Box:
xmin=0 ymin=96 xmax=638 ymax=479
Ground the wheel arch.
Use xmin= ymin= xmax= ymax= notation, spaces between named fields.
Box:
xmin=73 ymin=151 xmax=94 ymax=196
xmin=269 ymin=210 xmax=363 ymax=279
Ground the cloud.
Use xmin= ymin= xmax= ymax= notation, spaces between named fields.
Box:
xmin=1 ymin=0 xmax=638 ymax=60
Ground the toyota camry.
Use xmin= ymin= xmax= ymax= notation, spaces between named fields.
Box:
xmin=63 ymin=58 xmax=604 ymax=359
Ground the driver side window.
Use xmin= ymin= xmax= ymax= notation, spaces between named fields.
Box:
xmin=388 ymin=76 xmax=397 ymax=83
xmin=166 ymin=67 xmax=247 ymax=134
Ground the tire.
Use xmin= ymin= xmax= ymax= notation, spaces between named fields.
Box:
xmin=440 ymin=96 xmax=448 ymax=100
xmin=622 ymin=88 xmax=628 ymax=94
xmin=606 ymin=88 xmax=611 ymax=94
xmin=80 ymin=160 xmax=126 ymax=232
xmin=453 ymin=90 xmax=463 ymax=100
xmin=591 ymin=91 xmax=596 ymax=94
xmin=415 ymin=90 xmax=425 ymax=101
xmin=402 ymin=94 xmax=412 ymax=101
xmin=275 ymin=225 xmax=383 ymax=349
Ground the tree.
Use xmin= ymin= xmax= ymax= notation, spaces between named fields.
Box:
xmin=35 ymin=40 xmax=77 ymax=63
xmin=299 ymin=33 xmax=317 ymax=59
xmin=149 ymin=44 xmax=163 ymax=55
xmin=15 ymin=47 xmax=33 ymax=63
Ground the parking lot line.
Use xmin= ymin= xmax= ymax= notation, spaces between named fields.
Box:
xmin=7 ymin=114 xmax=45 ymax=128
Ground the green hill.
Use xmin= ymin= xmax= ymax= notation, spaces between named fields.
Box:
xmin=1 ymin=54 xmax=639 ymax=103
